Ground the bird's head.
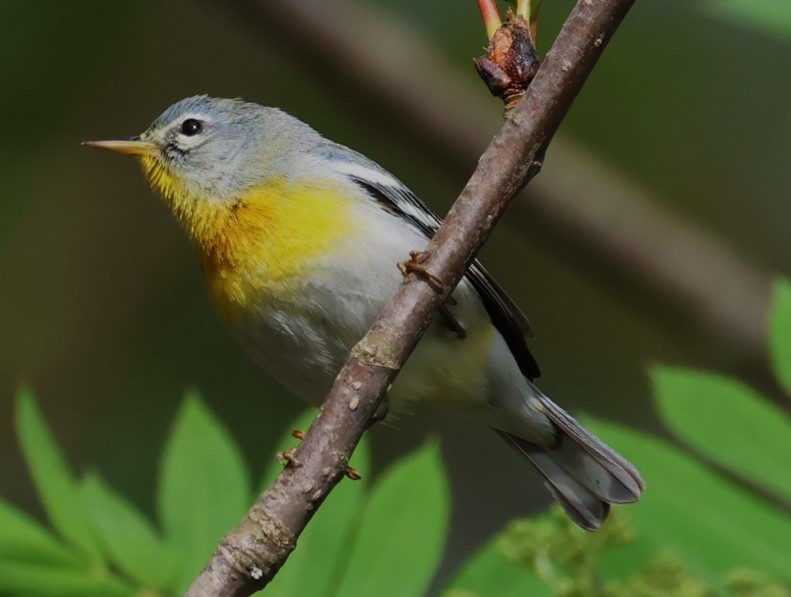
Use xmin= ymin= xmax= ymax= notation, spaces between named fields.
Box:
xmin=85 ymin=95 xmax=308 ymax=207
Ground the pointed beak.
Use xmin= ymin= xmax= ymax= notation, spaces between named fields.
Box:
xmin=82 ymin=137 xmax=156 ymax=156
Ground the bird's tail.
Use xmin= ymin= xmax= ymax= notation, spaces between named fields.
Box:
xmin=499 ymin=394 xmax=645 ymax=531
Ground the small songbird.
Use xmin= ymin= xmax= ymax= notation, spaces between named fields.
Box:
xmin=86 ymin=95 xmax=644 ymax=530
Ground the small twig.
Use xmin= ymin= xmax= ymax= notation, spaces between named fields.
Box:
xmin=517 ymin=0 xmax=531 ymax=20
xmin=477 ymin=0 xmax=503 ymax=40
xmin=527 ymin=0 xmax=544 ymax=41
xmin=186 ymin=1 xmax=636 ymax=595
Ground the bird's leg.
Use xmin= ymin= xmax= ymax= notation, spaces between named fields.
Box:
xmin=369 ymin=396 xmax=390 ymax=429
xmin=398 ymin=252 xmax=465 ymax=338
xmin=440 ymin=305 xmax=467 ymax=339
xmin=286 ymin=429 xmax=362 ymax=480
xmin=398 ymin=250 xmax=445 ymax=292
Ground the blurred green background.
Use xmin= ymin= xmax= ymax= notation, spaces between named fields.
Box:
xmin=1 ymin=0 xmax=789 ymax=581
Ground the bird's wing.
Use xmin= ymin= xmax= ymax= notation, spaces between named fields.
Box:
xmin=324 ymin=145 xmax=541 ymax=380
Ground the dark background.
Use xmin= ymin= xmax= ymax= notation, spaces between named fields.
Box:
xmin=1 ymin=0 xmax=788 ymax=574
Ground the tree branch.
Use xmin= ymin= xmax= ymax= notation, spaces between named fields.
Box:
xmin=222 ymin=0 xmax=773 ymax=370
xmin=186 ymin=1 xmax=636 ymax=594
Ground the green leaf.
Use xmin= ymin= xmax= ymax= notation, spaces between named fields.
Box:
xmin=268 ymin=420 xmax=372 ymax=596
xmin=15 ymin=386 xmax=103 ymax=563
xmin=585 ymin=417 xmax=791 ymax=581
xmin=335 ymin=441 xmax=450 ymax=597
xmin=0 ymin=499 xmax=81 ymax=567
xmin=82 ymin=473 xmax=176 ymax=589
xmin=158 ymin=392 xmax=252 ymax=591
xmin=653 ymin=366 xmax=791 ymax=502
xmin=0 ymin=561 xmax=135 ymax=597
xmin=705 ymin=1 xmax=791 ymax=41
xmin=444 ymin=539 xmax=550 ymax=597
xmin=769 ymin=278 xmax=791 ymax=399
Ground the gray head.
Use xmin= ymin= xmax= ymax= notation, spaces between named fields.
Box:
xmin=86 ymin=95 xmax=322 ymax=201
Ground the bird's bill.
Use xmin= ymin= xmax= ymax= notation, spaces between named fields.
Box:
xmin=83 ymin=137 xmax=155 ymax=156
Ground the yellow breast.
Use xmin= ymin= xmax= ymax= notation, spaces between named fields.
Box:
xmin=151 ymin=169 xmax=356 ymax=324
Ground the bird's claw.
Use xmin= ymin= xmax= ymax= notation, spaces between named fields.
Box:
xmin=398 ymin=251 xmax=445 ymax=292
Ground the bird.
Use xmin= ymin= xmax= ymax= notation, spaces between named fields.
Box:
xmin=85 ymin=95 xmax=644 ymax=530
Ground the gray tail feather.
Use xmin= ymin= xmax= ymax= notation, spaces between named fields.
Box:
xmin=498 ymin=395 xmax=645 ymax=531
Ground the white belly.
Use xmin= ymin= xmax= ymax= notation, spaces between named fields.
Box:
xmin=224 ymin=206 xmax=495 ymax=413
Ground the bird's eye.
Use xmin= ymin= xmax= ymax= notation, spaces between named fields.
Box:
xmin=180 ymin=118 xmax=203 ymax=136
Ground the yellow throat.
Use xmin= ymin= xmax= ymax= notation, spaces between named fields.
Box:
xmin=140 ymin=156 xmax=355 ymax=322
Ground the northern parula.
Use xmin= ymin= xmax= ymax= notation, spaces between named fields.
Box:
xmin=86 ymin=95 xmax=644 ymax=530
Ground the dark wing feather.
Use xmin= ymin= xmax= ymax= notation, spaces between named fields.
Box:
xmin=465 ymin=262 xmax=540 ymax=379
xmin=348 ymin=176 xmax=541 ymax=380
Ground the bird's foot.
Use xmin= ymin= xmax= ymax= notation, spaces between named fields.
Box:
xmin=398 ymin=251 xmax=445 ymax=292
xmin=398 ymin=252 xmax=464 ymax=338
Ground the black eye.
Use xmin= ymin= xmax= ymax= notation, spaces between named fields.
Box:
xmin=180 ymin=118 xmax=203 ymax=136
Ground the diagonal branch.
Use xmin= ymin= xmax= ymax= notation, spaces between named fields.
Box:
xmin=223 ymin=0 xmax=772 ymax=370
xmin=186 ymin=1 xmax=636 ymax=595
